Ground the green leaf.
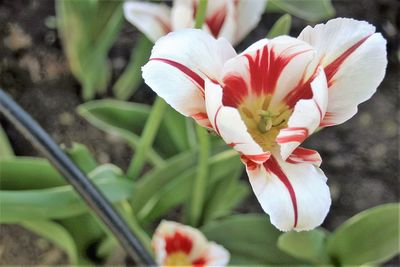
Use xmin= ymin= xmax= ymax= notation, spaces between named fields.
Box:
xmin=202 ymin=214 xmax=302 ymax=265
xmin=78 ymin=99 xmax=188 ymax=160
xmin=113 ymin=35 xmax=153 ymax=100
xmin=327 ymin=203 xmax=400 ymax=266
xmin=267 ymin=14 xmax=292 ymax=38
xmin=278 ymin=229 xmax=329 ymax=264
xmin=202 ymin=166 xmax=248 ymax=224
xmin=130 ymin=149 xmax=198 ymax=212
xmin=0 ymin=157 xmax=66 ymax=189
xmin=0 ymin=125 xmax=14 ymax=159
xmin=64 ymin=142 xmax=98 ymax=174
xmin=267 ymin=0 xmax=335 ymax=22
xmin=59 ymin=213 xmax=105 ymax=264
xmin=56 ymin=0 xmax=124 ymax=100
xmin=138 ymin=150 xmax=240 ymax=224
xmin=21 ymin=220 xmax=79 ymax=264
xmin=0 ymin=163 xmax=135 ymax=222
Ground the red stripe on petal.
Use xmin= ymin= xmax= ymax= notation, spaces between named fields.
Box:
xmin=325 ymin=35 xmax=371 ymax=87
xmin=276 ymin=127 xmax=309 ymax=144
xmin=213 ymin=106 xmax=223 ymax=135
xmin=287 ymin=147 xmax=321 ymax=165
xmin=240 ymin=155 xmax=259 ymax=171
xmin=222 ymin=75 xmax=248 ymax=107
xmin=192 ymin=112 xmax=209 ymax=120
xmin=205 ymin=6 xmax=227 ymax=38
xmin=150 ymin=58 xmax=205 ymax=92
xmin=192 ymin=257 xmax=207 ymax=267
xmin=165 ymin=231 xmax=193 ymax=255
xmin=245 ymin=152 xmax=272 ymax=163
xmin=264 ymin=156 xmax=298 ymax=228
xmin=247 ymin=45 xmax=313 ymax=96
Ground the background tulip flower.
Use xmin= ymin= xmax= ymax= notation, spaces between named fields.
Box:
xmin=152 ymin=220 xmax=230 ymax=266
xmin=123 ymin=0 xmax=267 ymax=45
xmin=142 ymin=18 xmax=387 ymax=231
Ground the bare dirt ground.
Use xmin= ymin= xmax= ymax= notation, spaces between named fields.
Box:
xmin=0 ymin=0 xmax=398 ymax=265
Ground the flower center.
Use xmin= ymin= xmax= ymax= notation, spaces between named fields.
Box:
xmin=164 ymin=251 xmax=192 ymax=266
xmin=239 ymin=95 xmax=292 ymax=151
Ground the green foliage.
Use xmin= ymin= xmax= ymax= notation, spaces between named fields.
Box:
xmin=64 ymin=142 xmax=98 ymax=174
xmin=327 ymin=203 xmax=400 ymax=266
xmin=78 ymin=99 xmax=192 ymax=161
xmin=267 ymin=14 xmax=292 ymax=38
xmin=56 ymin=0 xmax=124 ymax=100
xmin=278 ymin=229 xmax=329 ymax=264
xmin=138 ymin=150 xmax=240 ymax=225
xmin=202 ymin=214 xmax=301 ymax=265
xmin=0 ymin=125 xmax=14 ymax=159
xmin=0 ymin=159 xmax=134 ymax=222
xmin=113 ymin=35 xmax=153 ymax=100
xmin=267 ymin=0 xmax=335 ymax=22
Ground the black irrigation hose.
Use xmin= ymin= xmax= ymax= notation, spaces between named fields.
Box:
xmin=0 ymin=89 xmax=155 ymax=266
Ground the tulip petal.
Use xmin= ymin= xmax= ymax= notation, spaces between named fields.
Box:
xmin=277 ymin=68 xmax=328 ymax=159
xmin=205 ymin=80 xmax=270 ymax=163
xmin=298 ymin=18 xmax=387 ymax=126
xmin=286 ymin=147 xmax=322 ymax=167
xmin=245 ymin=154 xmax=331 ymax=231
xmin=171 ymin=0 xmax=195 ymax=30
xmin=234 ymin=0 xmax=268 ymax=44
xmin=142 ymin=29 xmax=236 ymax=128
xmin=123 ymin=1 xmax=171 ymax=43
xmin=221 ymin=36 xmax=315 ymax=109
xmin=204 ymin=242 xmax=230 ymax=266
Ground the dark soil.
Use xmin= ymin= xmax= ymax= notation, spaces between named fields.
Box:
xmin=0 ymin=0 xmax=399 ymax=265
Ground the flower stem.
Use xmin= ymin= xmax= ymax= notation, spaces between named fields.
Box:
xmin=127 ymin=97 xmax=167 ymax=180
xmin=194 ymin=0 xmax=208 ymax=29
xmin=189 ymin=125 xmax=210 ymax=226
xmin=187 ymin=0 xmax=209 ymax=227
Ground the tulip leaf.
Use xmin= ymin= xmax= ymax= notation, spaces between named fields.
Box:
xmin=0 ymin=157 xmax=67 ymax=189
xmin=64 ymin=142 xmax=98 ymax=174
xmin=0 ymin=125 xmax=14 ymax=159
xmin=56 ymin=0 xmax=124 ymax=100
xmin=278 ymin=229 xmax=329 ymax=264
xmin=138 ymin=150 xmax=240 ymax=224
xmin=267 ymin=14 xmax=292 ymax=38
xmin=327 ymin=203 xmax=400 ymax=266
xmin=202 ymin=214 xmax=302 ymax=265
xmin=267 ymin=0 xmax=335 ymax=22
xmin=0 ymin=163 xmax=134 ymax=222
xmin=202 ymin=166 xmax=248 ymax=224
xmin=59 ymin=213 xmax=105 ymax=264
xmin=21 ymin=220 xmax=79 ymax=264
xmin=78 ymin=99 xmax=189 ymax=160
xmin=113 ymin=34 xmax=153 ymax=100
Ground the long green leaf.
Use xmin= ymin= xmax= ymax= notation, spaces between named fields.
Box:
xmin=0 ymin=164 xmax=134 ymax=222
xmin=56 ymin=0 xmax=124 ymax=100
xmin=327 ymin=203 xmax=400 ymax=266
xmin=78 ymin=99 xmax=189 ymax=160
xmin=138 ymin=150 xmax=240 ymax=224
xmin=202 ymin=214 xmax=302 ymax=265
xmin=113 ymin=35 xmax=153 ymax=100
xmin=202 ymin=166 xmax=248 ymax=224
xmin=21 ymin=220 xmax=79 ymax=264
xmin=0 ymin=157 xmax=66 ymax=189
xmin=267 ymin=0 xmax=335 ymax=22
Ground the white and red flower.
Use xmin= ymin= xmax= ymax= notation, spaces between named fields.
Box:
xmin=123 ymin=0 xmax=267 ymax=45
xmin=152 ymin=220 xmax=230 ymax=266
xmin=142 ymin=18 xmax=387 ymax=231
